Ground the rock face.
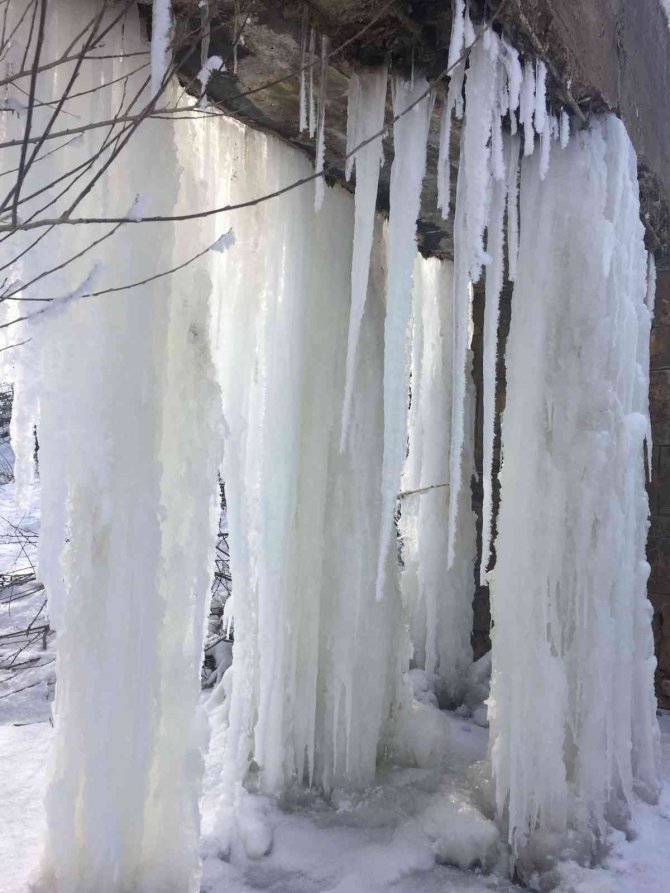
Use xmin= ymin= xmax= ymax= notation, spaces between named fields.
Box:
xmin=650 ymin=264 xmax=670 ymax=709
xmin=165 ymin=1 xmax=670 ymax=699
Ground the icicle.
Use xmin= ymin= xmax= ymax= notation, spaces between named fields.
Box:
xmin=448 ymin=0 xmax=465 ymax=70
xmin=437 ymin=97 xmax=453 ymax=217
xmin=505 ymin=134 xmax=520 ymax=282
xmin=519 ymin=59 xmax=536 ymax=157
xmin=345 ymin=73 xmax=361 ymax=181
xmin=2 ymin=5 xmax=225 ymax=888
xmin=340 ymin=67 xmax=388 ymax=449
xmin=308 ymin=27 xmax=317 ymax=138
xmin=437 ymin=62 xmax=462 ymax=217
xmin=446 ymin=36 xmax=497 ymax=566
xmin=376 ymin=78 xmax=432 ymax=601
xmin=560 ymin=109 xmax=570 ymax=148
xmin=539 ymin=122 xmax=551 ymax=179
xmin=533 ymin=60 xmax=547 ymax=136
xmin=400 ymin=257 xmax=476 ymax=702
xmin=480 ymin=151 xmax=507 ymax=587
xmin=314 ymin=35 xmax=330 ymax=211
xmin=299 ymin=8 xmax=308 ymax=132
xmin=489 ymin=114 xmax=660 ymax=868
xmin=151 ymin=0 xmax=172 ymax=97
xmin=491 ymin=110 xmax=505 ymax=181
xmin=503 ymin=41 xmax=522 ymax=115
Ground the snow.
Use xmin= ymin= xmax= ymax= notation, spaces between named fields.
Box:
xmin=197 ymin=54 xmax=225 ymax=92
xmin=489 ymin=115 xmax=660 ymax=874
xmin=340 ymin=67 xmax=388 ymax=449
xmin=3 ymin=685 xmax=670 ymax=893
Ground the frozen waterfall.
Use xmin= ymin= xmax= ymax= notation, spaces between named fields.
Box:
xmin=0 ymin=0 xmax=662 ymax=889
xmin=488 ymin=115 xmax=660 ymax=860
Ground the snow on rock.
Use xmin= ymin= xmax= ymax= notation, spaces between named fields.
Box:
xmin=488 ymin=115 xmax=660 ymax=871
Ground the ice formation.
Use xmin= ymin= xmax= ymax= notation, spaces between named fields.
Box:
xmin=376 ymin=77 xmax=432 ymax=601
xmin=0 ymin=0 xmax=662 ymax=888
xmin=488 ymin=116 xmax=660 ymax=859
xmin=340 ymin=67 xmax=388 ymax=449
xmin=2 ymin=4 xmax=224 ymax=890
xmin=400 ymin=257 xmax=476 ymax=703
xmin=480 ymin=134 xmax=520 ymax=585
xmin=314 ymin=35 xmax=329 ymax=210
xmin=151 ymin=0 xmax=173 ymax=97
xmin=445 ymin=17 xmax=564 ymax=565
xmin=207 ymin=129 xmax=409 ymax=854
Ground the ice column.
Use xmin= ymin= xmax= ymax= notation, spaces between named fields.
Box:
xmin=208 ymin=124 xmax=407 ymax=855
xmin=376 ymin=77 xmax=432 ymax=601
xmin=400 ymin=257 xmax=476 ymax=704
xmin=340 ymin=67 xmax=388 ymax=449
xmin=488 ymin=115 xmax=660 ymax=860
xmin=2 ymin=4 xmax=223 ymax=890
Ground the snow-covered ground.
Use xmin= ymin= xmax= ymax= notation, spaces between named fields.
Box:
xmin=1 ymin=685 xmax=668 ymax=893
xmin=0 ymin=438 xmax=668 ymax=893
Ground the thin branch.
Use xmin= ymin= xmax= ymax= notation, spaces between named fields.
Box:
xmin=11 ymin=0 xmax=47 ymax=226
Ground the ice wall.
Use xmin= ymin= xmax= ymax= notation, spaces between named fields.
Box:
xmin=207 ymin=123 xmax=409 ymax=853
xmin=488 ymin=116 xmax=660 ymax=860
xmin=2 ymin=4 xmax=225 ymax=890
xmin=400 ymin=257 xmax=476 ymax=705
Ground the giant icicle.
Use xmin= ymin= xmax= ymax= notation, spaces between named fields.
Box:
xmin=208 ymin=124 xmax=408 ymax=855
xmin=400 ymin=258 xmax=476 ymax=705
xmin=488 ymin=115 xmax=660 ymax=862
xmin=2 ymin=4 xmax=224 ymax=890
xmin=376 ymin=77 xmax=432 ymax=601
xmin=340 ymin=67 xmax=388 ymax=449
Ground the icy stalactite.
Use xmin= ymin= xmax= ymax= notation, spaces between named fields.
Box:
xmin=446 ymin=36 xmax=497 ymax=566
xmin=151 ymin=0 xmax=173 ymax=97
xmin=505 ymin=134 xmax=520 ymax=282
xmin=446 ymin=12 xmax=564 ymax=567
xmin=208 ymin=126 xmax=408 ymax=854
xmin=340 ymin=67 xmax=388 ymax=450
xmin=488 ymin=116 xmax=660 ymax=866
xmin=519 ymin=59 xmax=536 ymax=157
xmin=479 ymin=150 xmax=505 ymax=587
xmin=2 ymin=4 xmax=224 ymax=890
xmin=376 ymin=77 xmax=433 ymax=602
xmin=314 ymin=35 xmax=330 ymax=211
xmin=436 ymin=60 xmax=465 ymax=218
xmin=400 ymin=257 xmax=476 ymax=704
xmin=299 ymin=13 xmax=308 ymax=133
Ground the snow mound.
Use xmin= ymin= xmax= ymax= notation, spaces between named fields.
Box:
xmin=383 ymin=699 xmax=450 ymax=769
xmin=420 ymin=791 xmax=500 ymax=871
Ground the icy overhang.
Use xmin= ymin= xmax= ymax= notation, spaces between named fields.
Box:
xmin=160 ymin=0 xmax=670 ymax=258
